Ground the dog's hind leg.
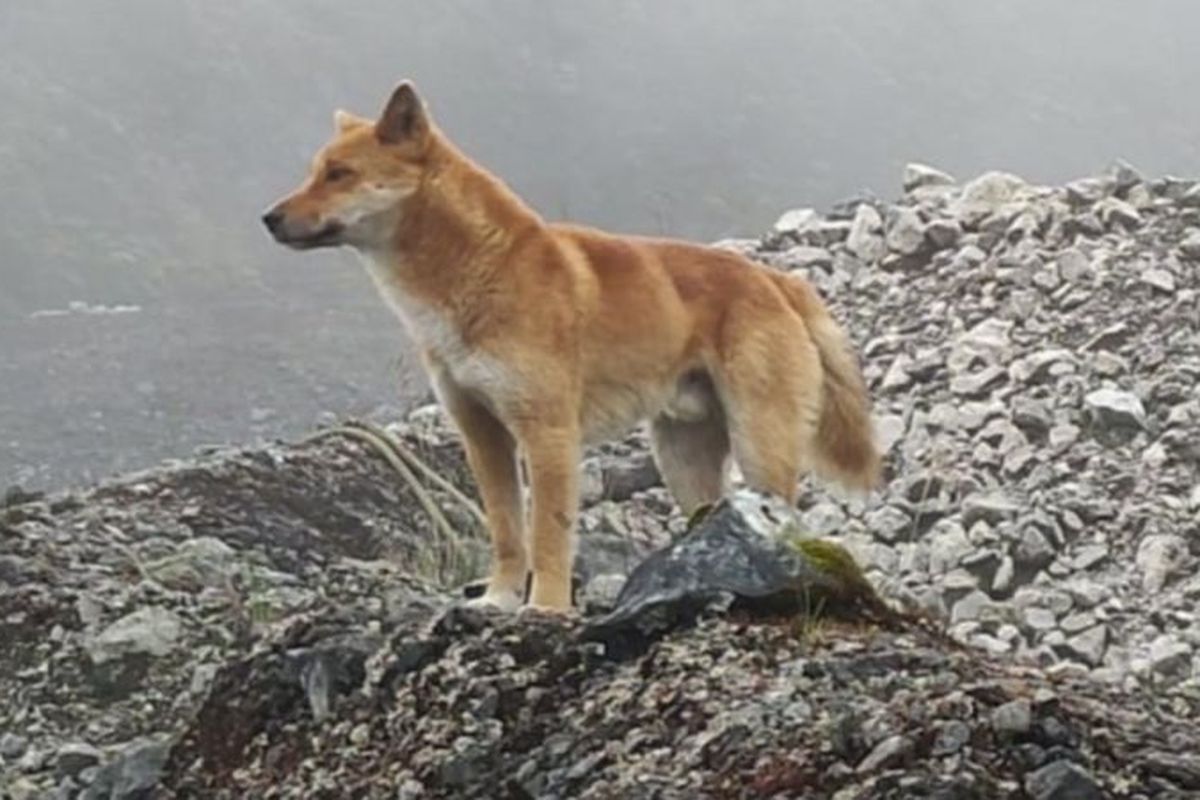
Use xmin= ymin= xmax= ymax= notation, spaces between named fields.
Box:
xmin=650 ymin=414 xmax=731 ymax=515
xmin=709 ymin=305 xmax=822 ymax=504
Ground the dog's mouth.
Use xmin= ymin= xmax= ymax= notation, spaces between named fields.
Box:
xmin=276 ymin=221 xmax=345 ymax=250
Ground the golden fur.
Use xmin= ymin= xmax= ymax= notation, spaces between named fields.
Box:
xmin=264 ymin=82 xmax=879 ymax=611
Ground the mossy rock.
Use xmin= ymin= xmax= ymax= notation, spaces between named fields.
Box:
xmin=585 ymin=490 xmax=896 ymax=656
xmin=778 ymin=534 xmax=890 ymax=622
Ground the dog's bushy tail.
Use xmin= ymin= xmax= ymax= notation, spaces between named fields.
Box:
xmin=773 ymin=273 xmax=880 ymax=491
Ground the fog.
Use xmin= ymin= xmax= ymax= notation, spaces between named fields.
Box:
xmin=3 ymin=0 xmax=1199 ymax=488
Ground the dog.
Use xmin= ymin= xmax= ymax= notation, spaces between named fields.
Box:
xmin=263 ymin=81 xmax=879 ymax=612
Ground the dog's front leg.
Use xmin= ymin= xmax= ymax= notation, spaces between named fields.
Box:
xmin=435 ymin=374 xmax=527 ymax=610
xmin=517 ymin=420 xmax=581 ymax=611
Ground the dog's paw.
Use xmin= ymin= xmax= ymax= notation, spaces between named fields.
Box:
xmin=518 ymin=602 xmax=578 ymax=622
xmin=463 ymin=586 xmax=523 ymax=613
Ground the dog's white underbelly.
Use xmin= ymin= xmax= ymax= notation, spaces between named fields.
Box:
xmin=580 ymin=371 xmax=717 ymax=444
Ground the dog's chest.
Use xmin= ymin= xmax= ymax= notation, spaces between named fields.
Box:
xmin=361 ymin=254 xmax=512 ymax=395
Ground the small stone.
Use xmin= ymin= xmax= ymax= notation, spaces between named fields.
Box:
xmin=1063 ymin=625 xmax=1108 ymax=667
xmin=799 ymin=501 xmax=847 ymax=536
xmin=582 ymin=573 xmax=627 ymax=609
xmin=4 ymin=777 xmax=39 ymax=800
xmin=1023 ymin=607 xmax=1058 ymax=632
xmin=55 ymin=742 xmax=102 ymax=779
xmin=903 ymin=162 xmax=955 ymax=192
xmin=952 ymin=590 xmax=993 ymax=624
xmin=886 ymin=207 xmax=927 ymax=256
xmin=955 ymin=171 xmax=1029 ymax=225
xmin=1064 ymin=579 xmax=1106 ymax=609
xmin=881 ymin=354 xmax=914 ymax=391
xmin=1155 ymin=175 xmax=1196 ymax=200
xmin=18 ymin=747 xmax=48 ymax=773
xmin=925 ymin=218 xmax=962 ymax=249
xmin=929 ymin=521 xmax=972 ymax=574
xmin=856 ymin=734 xmax=911 ymax=773
xmin=874 ymin=413 xmax=906 ymax=454
xmin=1091 ymin=352 xmax=1128 ymax=377
xmin=349 ymin=723 xmax=371 ymax=745
xmin=1084 ymin=388 xmax=1146 ymax=430
xmin=1179 ymin=231 xmax=1200 ymax=261
xmin=1066 ymin=177 xmax=1109 ymax=205
xmin=1024 ymin=759 xmax=1103 ymax=800
xmin=863 ymin=506 xmax=910 ymax=544
xmin=1011 ymin=399 xmax=1052 ymax=437
xmin=963 ymin=493 xmax=1022 ymax=527
xmin=1057 ymin=248 xmax=1093 ymax=283
xmin=84 ymin=738 xmax=170 ymax=800
xmin=773 ymin=207 xmax=820 ymax=236
xmin=1140 ymin=268 xmax=1176 ymax=293
xmin=1180 ymin=183 xmax=1200 ymax=207
xmin=1 ymin=733 xmax=29 ymax=759
xmin=990 ymin=699 xmax=1033 ymax=737
xmin=1136 ymin=534 xmax=1187 ymax=593
xmin=1014 ymin=528 xmax=1055 ymax=572
xmin=1107 ymin=159 xmax=1143 ymax=192
xmin=931 ymin=720 xmax=971 ymax=755
xmin=951 ymin=366 xmax=1007 ymax=398
xmin=1149 ymin=635 xmax=1192 ymax=678
xmin=992 ymin=556 xmax=1015 ymax=595
xmin=85 ymin=606 xmax=183 ymax=664
xmin=783 ymin=245 xmax=833 ymax=271
xmin=1059 ymin=611 xmax=1097 ymax=635
xmin=1049 ymin=424 xmax=1080 ymax=449
xmin=847 ymin=204 xmax=886 ymax=262
xmin=1096 ymin=197 xmax=1142 ymax=228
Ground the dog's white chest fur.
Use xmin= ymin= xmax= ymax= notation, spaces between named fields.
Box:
xmin=359 ymin=252 xmax=513 ymax=397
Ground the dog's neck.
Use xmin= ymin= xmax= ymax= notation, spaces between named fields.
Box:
xmin=354 ymin=133 xmax=543 ymax=342
xmin=375 ymin=134 xmax=541 ymax=276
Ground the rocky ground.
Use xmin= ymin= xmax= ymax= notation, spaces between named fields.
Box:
xmin=2 ymin=162 xmax=1199 ymax=798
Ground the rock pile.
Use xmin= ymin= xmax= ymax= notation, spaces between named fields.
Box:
xmin=747 ymin=160 xmax=1200 ymax=687
xmin=3 ymin=162 xmax=1199 ymax=798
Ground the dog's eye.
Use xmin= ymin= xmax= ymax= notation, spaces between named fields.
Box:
xmin=325 ymin=164 xmax=354 ymax=182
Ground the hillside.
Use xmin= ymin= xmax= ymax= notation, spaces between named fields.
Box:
xmin=3 ymin=163 xmax=1199 ymax=798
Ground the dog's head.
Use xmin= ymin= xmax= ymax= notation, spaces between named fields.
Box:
xmin=262 ymin=81 xmax=432 ymax=251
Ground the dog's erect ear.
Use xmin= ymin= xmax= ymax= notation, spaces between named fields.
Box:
xmin=376 ymin=82 xmax=428 ymax=144
xmin=334 ymin=109 xmax=368 ymax=133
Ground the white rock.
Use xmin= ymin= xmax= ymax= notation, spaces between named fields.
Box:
xmin=951 ymin=590 xmax=994 ymax=624
xmin=874 ymin=413 xmax=907 ymax=455
xmin=990 ymin=699 xmax=1033 ymax=736
xmin=1135 ymin=534 xmax=1187 ymax=593
xmin=1063 ymin=625 xmax=1108 ymax=667
xmin=1084 ymin=388 xmax=1146 ymax=430
xmin=1148 ymin=634 xmax=1192 ymax=678
xmin=903 ymin=162 xmax=956 ymax=192
xmin=885 ymin=207 xmax=927 ymax=256
xmin=85 ymin=606 xmax=183 ymax=664
xmin=846 ymin=204 xmax=886 ymax=262
xmin=1096 ymin=197 xmax=1142 ymax=229
xmin=953 ymin=171 xmax=1030 ymax=225
xmin=1139 ymin=268 xmax=1176 ymax=293
xmin=772 ymin=207 xmax=820 ymax=236
xmin=1178 ymin=231 xmax=1200 ymax=261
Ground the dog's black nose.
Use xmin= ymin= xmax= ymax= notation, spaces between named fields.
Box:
xmin=261 ymin=208 xmax=284 ymax=233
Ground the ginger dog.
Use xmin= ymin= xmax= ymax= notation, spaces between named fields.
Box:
xmin=264 ymin=81 xmax=879 ymax=612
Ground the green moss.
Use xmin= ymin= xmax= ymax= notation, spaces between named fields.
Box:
xmin=788 ymin=537 xmax=870 ymax=588
xmin=684 ymin=502 xmax=715 ymax=532
xmin=781 ymin=534 xmax=889 ymax=620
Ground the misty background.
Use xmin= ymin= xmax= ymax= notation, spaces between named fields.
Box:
xmin=2 ymin=0 xmax=1198 ymax=489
